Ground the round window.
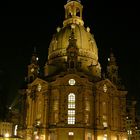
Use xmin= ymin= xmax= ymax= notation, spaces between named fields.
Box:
xmin=68 ymin=79 xmax=76 ymax=85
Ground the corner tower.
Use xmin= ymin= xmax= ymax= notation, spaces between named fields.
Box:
xmin=27 ymin=48 xmax=40 ymax=83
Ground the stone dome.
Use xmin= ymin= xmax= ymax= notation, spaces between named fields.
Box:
xmin=48 ymin=23 xmax=98 ymax=66
xmin=45 ymin=0 xmax=101 ymax=78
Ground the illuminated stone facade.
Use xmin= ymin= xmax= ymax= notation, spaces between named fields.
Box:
xmin=0 ymin=122 xmax=22 ymax=140
xmin=0 ymin=122 xmax=13 ymax=137
xmin=19 ymin=0 xmax=129 ymax=140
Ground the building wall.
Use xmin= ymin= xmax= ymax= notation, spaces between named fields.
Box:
xmin=20 ymin=0 xmax=129 ymax=139
xmin=0 ymin=122 xmax=13 ymax=137
xmin=23 ymin=75 xmax=128 ymax=140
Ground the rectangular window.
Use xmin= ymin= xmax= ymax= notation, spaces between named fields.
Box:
xmin=68 ymin=110 xmax=75 ymax=115
xmin=68 ymin=117 xmax=75 ymax=124
xmin=68 ymin=102 xmax=75 ymax=109
xmin=103 ymin=122 xmax=108 ymax=128
xmin=68 ymin=93 xmax=75 ymax=124
xmin=68 ymin=110 xmax=75 ymax=124
xmin=68 ymin=132 xmax=74 ymax=140
xmin=68 ymin=132 xmax=74 ymax=136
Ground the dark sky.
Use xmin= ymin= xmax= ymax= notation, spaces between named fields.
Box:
xmin=0 ymin=0 xmax=140 ymax=110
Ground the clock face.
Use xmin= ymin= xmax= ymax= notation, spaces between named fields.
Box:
xmin=68 ymin=79 xmax=76 ymax=85
xmin=103 ymin=84 xmax=107 ymax=92
xmin=31 ymin=68 xmax=34 ymax=72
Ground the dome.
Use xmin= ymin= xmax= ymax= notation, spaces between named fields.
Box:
xmin=45 ymin=0 xmax=101 ymax=78
xmin=48 ymin=24 xmax=98 ymax=66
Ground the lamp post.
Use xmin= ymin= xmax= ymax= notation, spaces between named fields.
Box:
xmin=4 ymin=133 xmax=10 ymax=140
xmin=126 ymin=116 xmax=132 ymax=140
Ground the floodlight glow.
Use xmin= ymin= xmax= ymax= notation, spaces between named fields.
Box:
xmin=4 ymin=133 xmax=10 ymax=138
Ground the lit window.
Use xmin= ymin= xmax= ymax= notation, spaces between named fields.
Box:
xmin=128 ymin=130 xmax=132 ymax=135
xmin=54 ymin=100 xmax=58 ymax=111
xmin=68 ymin=93 xmax=75 ymax=124
xmin=103 ymin=134 xmax=107 ymax=140
xmin=103 ymin=122 xmax=108 ymax=128
xmin=68 ymin=132 xmax=74 ymax=136
xmin=68 ymin=110 xmax=75 ymax=115
xmin=68 ymin=93 xmax=75 ymax=109
xmin=68 ymin=110 xmax=75 ymax=124
xmin=85 ymin=101 xmax=90 ymax=111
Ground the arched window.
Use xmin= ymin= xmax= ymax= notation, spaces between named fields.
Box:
xmin=68 ymin=93 xmax=75 ymax=124
xmin=76 ymin=8 xmax=80 ymax=17
xmin=68 ymin=93 xmax=75 ymax=109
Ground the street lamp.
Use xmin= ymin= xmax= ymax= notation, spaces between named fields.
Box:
xmin=4 ymin=133 xmax=10 ymax=138
xmin=35 ymin=135 xmax=39 ymax=140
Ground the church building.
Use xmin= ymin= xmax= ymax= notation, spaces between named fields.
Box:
xmin=18 ymin=0 xmax=128 ymax=140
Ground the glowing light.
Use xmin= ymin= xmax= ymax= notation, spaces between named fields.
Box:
xmin=35 ymin=135 xmax=39 ymax=140
xmin=31 ymin=68 xmax=34 ymax=72
xmin=103 ymin=122 xmax=108 ymax=128
xmin=68 ymin=79 xmax=76 ymax=85
xmin=57 ymin=27 xmax=61 ymax=32
xmin=71 ymin=24 xmax=75 ymax=29
xmin=108 ymin=58 xmax=110 ymax=61
xmin=104 ymin=134 xmax=107 ymax=137
xmin=37 ymin=83 xmax=42 ymax=92
xmin=34 ymin=131 xmax=38 ymax=135
xmin=4 ymin=133 xmax=10 ymax=138
xmin=127 ymin=130 xmax=132 ymax=135
xmin=103 ymin=134 xmax=107 ymax=140
xmin=87 ymin=27 xmax=90 ymax=32
xmin=14 ymin=125 xmax=18 ymax=135
xmin=68 ymin=132 xmax=74 ymax=136
xmin=36 ymin=121 xmax=41 ymax=126
xmin=9 ymin=106 xmax=12 ymax=110
xmin=103 ymin=84 xmax=107 ymax=92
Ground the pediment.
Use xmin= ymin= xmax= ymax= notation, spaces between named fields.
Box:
xmin=95 ymin=78 xmax=118 ymax=93
xmin=28 ymin=78 xmax=49 ymax=92
xmin=29 ymin=78 xmax=48 ymax=86
xmin=51 ymin=73 xmax=93 ymax=87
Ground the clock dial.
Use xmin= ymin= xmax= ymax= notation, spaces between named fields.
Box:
xmin=31 ymin=68 xmax=34 ymax=72
xmin=68 ymin=79 xmax=76 ymax=85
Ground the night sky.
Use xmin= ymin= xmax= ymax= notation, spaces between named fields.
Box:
xmin=0 ymin=0 xmax=140 ymax=115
